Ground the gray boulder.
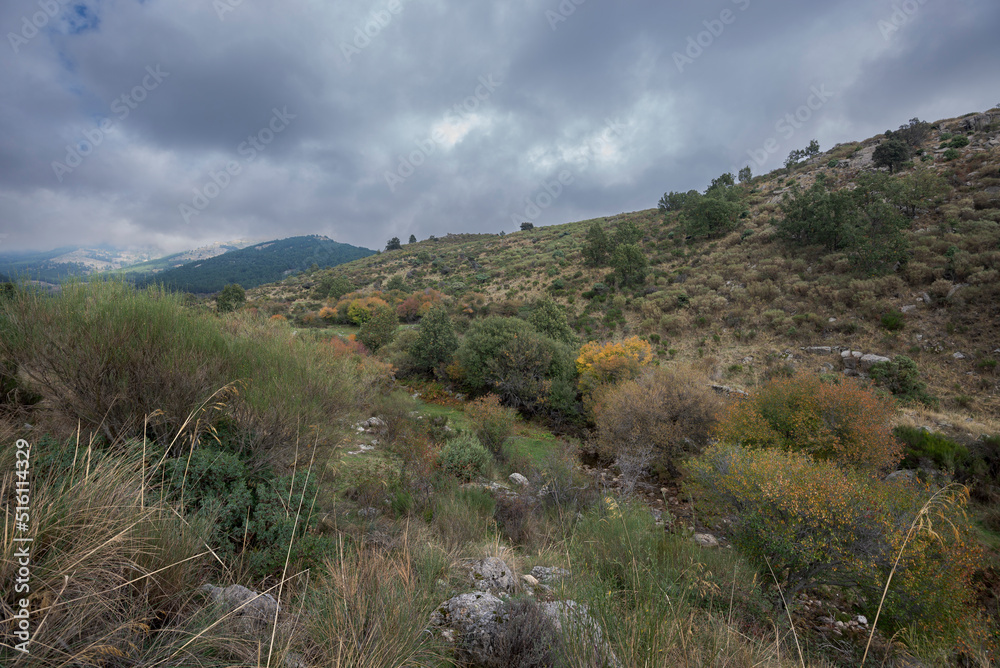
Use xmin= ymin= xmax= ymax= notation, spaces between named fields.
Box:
xmin=530 ymin=566 xmax=571 ymax=584
xmin=468 ymin=556 xmax=517 ymax=595
xmin=430 ymin=591 xmax=505 ymax=657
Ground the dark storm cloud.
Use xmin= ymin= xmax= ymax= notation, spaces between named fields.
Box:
xmin=1 ymin=0 xmax=998 ymax=254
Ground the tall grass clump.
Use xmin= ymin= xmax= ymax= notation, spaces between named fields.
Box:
xmin=565 ymin=498 xmax=808 ymax=666
xmin=0 ymin=436 xmax=220 ymax=665
xmin=297 ymin=540 xmax=449 ymax=667
xmin=0 ymin=279 xmax=392 ymax=453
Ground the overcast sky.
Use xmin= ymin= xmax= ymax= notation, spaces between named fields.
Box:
xmin=1 ymin=0 xmax=998 ymax=254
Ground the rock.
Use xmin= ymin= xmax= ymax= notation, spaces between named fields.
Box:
xmin=521 ymin=574 xmax=540 ymax=588
xmin=900 ymin=304 xmax=917 ymax=313
xmin=468 ymin=557 xmax=516 ymax=595
xmin=530 ymin=566 xmax=571 ymax=584
xmin=953 ymin=352 xmax=967 ymax=360
xmin=885 ymin=469 xmax=919 ymax=485
xmin=693 ymin=533 xmax=719 ymax=548
xmin=430 ymin=591 xmax=505 ymax=660
xmin=805 ymin=346 xmax=832 ymax=354
xmin=366 ymin=416 xmax=387 ymax=429
xmin=200 ymin=584 xmax=278 ymax=631
xmin=856 ymin=614 xmax=868 ymax=626
xmin=430 ymin=594 xmax=619 ymax=668
xmin=859 ymin=353 xmax=891 ymax=372
xmin=508 ymin=473 xmax=530 ymax=487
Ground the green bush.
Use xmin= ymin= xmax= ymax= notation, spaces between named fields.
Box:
xmin=216 ymin=283 xmax=246 ymax=313
xmin=949 ymin=136 xmax=970 ymax=148
xmin=943 ymin=148 xmax=960 ymax=161
xmin=880 ymin=310 xmax=905 ymax=332
xmin=689 ymin=443 xmax=985 ymax=645
xmin=357 ymin=302 xmax=398 ymax=352
xmin=465 ymin=393 xmax=518 ymax=457
xmin=893 ymin=425 xmax=969 ymax=473
xmin=869 ymin=355 xmax=938 ymax=407
xmin=409 ymin=305 xmax=458 ymax=376
xmin=440 ymin=433 xmax=490 ymax=481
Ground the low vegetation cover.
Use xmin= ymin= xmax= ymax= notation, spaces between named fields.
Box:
xmin=5 ymin=106 xmax=1000 ymax=666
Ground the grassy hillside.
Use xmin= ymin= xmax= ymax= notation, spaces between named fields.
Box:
xmin=140 ymin=235 xmax=375 ymax=293
xmin=254 ymin=108 xmax=1000 ymax=425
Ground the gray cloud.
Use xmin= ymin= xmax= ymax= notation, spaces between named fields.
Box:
xmin=1 ymin=0 xmax=998 ymax=253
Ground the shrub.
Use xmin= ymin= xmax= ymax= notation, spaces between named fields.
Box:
xmin=439 ymin=433 xmax=490 ymax=482
xmin=409 ymin=304 xmax=458 ymax=376
xmin=943 ymin=147 xmax=960 ymax=161
xmin=715 ymin=373 xmax=902 ymax=473
xmin=592 ymin=366 xmax=722 ymax=489
xmin=466 ymin=393 xmax=518 ymax=458
xmin=216 ymin=283 xmax=246 ymax=313
xmin=869 ymin=355 xmax=938 ymax=407
xmin=485 ymin=598 xmax=561 ymax=668
xmin=493 ymin=495 xmax=541 ymax=548
xmin=893 ymin=425 xmax=969 ymax=473
xmin=457 ymin=316 xmax=574 ymax=411
xmin=880 ymin=310 xmax=905 ymax=332
xmin=575 ymin=336 xmax=653 ymax=403
xmin=357 ymin=302 xmax=398 ymax=352
xmin=689 ymin=444 xmax=984 ymax=645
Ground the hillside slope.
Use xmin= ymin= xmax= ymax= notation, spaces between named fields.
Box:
xmin=251 ymin=108 xmax=1000 ymax=422
xmin=142 ymin=235 xmax=375 ymax=293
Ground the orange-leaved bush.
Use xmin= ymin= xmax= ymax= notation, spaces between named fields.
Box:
xmin=688 ymin=443 xmax=986 ymax=648
xmin=592 ymin=366 xmax=721 ymax=487
xmin=715 ymin=373 xmax=902 ymax=473
xmin=575 ymin=336 xmax=653 ymax=403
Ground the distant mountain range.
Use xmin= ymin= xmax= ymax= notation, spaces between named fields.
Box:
xmin=134 ymin=236 xmax=375 ymax=293
xmin=0 ymin=236 xmax=375 ymax=293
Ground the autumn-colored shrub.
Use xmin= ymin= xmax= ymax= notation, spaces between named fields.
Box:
xmin=715 ymin=373 xmax=902 ymax=473
xmin=689 ymin=444 xmax=985 ymax=647
xmin=592 ymin=366 xmax=722 ymax=488
xmin=465 ymin=393 xmax=518 ymax=458
xmin=326 ymin=335 xmax=367 ymax=358
xmin=575 ymin=336 xmax=653 ymax=403
xmin=347 ymin=296 xmax=390 ymax=325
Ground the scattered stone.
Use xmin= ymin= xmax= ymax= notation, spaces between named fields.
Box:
xmin=953 ymin=352 xmax=967 ymax=360
xmin=856 ymin=614 xmax=868 ymax=626
xmin=200 ymin=584 xmax=278 ymax=631
xmin=693 ymin=533 xmax=719 ymax=548
xmin=885 ymin=469 xmax=919 ymax=485
xmin=530 ymin=566 xmax=571 ymax=584
xmin=804 ymin=346 xmax=832 ymax=354
xmin=468 ymin=557 xmax=516 ymax=595
xmin=538 ymin=600 xmax=621 ymax=668
xmin=521 ymin=574 xmax=540 ymax=588
xmin=900 ymin=304 xmax=917 ymax=313
xmin=859 ymin=353 xmax=891 ymax=372
xmin=357 ymin=506 xmax=380 ymax=519
xmin=508 ymin=472 xmax=530 ymax=487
